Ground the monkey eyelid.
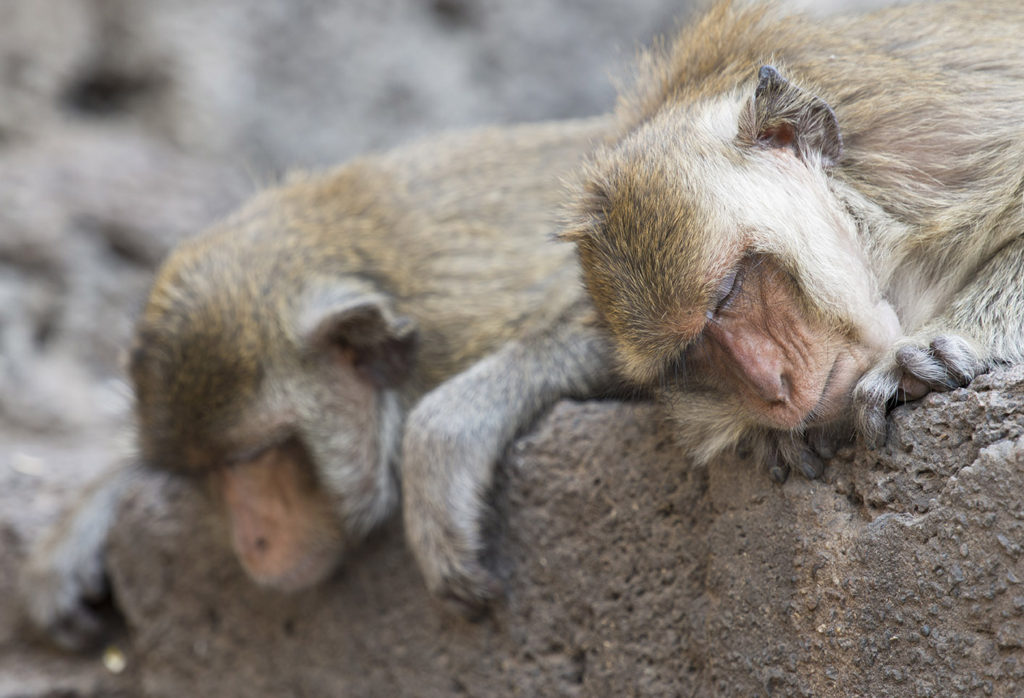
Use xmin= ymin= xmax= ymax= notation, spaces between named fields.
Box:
xmin=710 ymin=267 xmax=742 ymax=317
xmin=226 ymin=433 xmax=294 ymax=466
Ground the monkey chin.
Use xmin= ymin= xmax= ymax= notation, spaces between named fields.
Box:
xmin=236 ymin=533 xmax=346 ymax=593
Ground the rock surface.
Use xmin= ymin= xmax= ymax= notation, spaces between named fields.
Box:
xmin=93 ymin=367 xmax=1023 ymax=697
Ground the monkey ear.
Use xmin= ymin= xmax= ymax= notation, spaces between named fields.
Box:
xmin=557 ymin=177 xmax=612 ymax=243
xmin=299 ymin=286 xmax=418 ymax=388
xmin=739 ymin=65 xmax=843 ymax=166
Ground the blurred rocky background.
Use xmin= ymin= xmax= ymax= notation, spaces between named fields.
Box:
xmin=6 ymin=1 xmax=1017 ymax=697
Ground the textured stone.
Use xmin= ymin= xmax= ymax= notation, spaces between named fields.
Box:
xmin=91 ymin=366 xmax=1024 ymax=697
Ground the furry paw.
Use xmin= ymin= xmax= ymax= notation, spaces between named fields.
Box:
xmin=403 ymin=500 xmax=503 ymax=618
xmin=854 ymin=334 xmax=983 ymax=448
xmin=401 ymin=400 xmax=504 ymax=617
xmin=20 ymin=529 xmax=113 ymax=651
xmin=745 ymin=432 xmax=830 ymax=483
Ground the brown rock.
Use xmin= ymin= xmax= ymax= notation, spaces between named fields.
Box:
xmin=100 ymin=365 xmax=1024 ymax=696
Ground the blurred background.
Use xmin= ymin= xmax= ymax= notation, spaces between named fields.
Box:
xmin=0 ymin=0 xmax=698 ymax=454
xmin=0 ymin=0 xmax=886 ymax=691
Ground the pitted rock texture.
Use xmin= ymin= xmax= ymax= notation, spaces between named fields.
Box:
xmin=99 ymin=366 xmax=1024 ymax=697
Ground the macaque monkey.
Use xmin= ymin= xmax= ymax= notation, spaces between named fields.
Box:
xmin=22 ymin=118 xmax=615 ymax=649
xmin=564 ymin=0 xmax=1024 ymax=480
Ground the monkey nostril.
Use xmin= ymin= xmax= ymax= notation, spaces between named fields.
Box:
xmin=254 ymin=537 xmax=269 ymax=553
xmin=778 ymin=374 xmax=792 ymax=403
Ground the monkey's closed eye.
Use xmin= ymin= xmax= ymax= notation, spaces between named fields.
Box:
xmin=227 ymin=433 xmax=296 ymax=467
xmin=709 ymin=268 xmax=742 ymax=318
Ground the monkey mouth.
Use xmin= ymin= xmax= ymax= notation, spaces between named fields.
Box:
xmin=805 ymin=352 xmax=860 ymax=427
xmin=756 ymin=353 xmax=854 ymax=431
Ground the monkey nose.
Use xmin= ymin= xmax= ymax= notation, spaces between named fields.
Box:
xmin=741 ymin=361 xmax=790 ymax=405
xmin=755 ymin=373 xmax=789 ymax=405
xmin=706 ymin=323 xmax=790 ymax=405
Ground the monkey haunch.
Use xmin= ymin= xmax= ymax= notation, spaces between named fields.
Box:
xmin=22 ymin=118 xmax=614 ymax=649
xmin=565 ymin=0 xmax=1024 ymax=478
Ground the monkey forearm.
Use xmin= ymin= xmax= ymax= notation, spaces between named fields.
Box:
xmin=855 ymin=236 xmax=1024 ymax=445
xmin=914 ymin=235 xmax=1024 ymax=366
xmin=20 ymin=458 xmax=140 ymax=650
xmin=401 ymin=306 xmax=613 ymax=606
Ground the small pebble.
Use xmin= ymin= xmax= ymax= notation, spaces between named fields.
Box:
xmin=102 ymin=646 xmax=127 ymax=674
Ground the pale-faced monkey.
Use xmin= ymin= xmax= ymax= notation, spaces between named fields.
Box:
xmin=21 ymin=118 xmax=616 ymax=649
xmin=565 ymin=0 xmax=1024 ymax=480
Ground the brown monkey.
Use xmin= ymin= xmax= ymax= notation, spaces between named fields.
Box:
xmin=21 ymin=117 xmax=616 ymax=649
xmin=564 ymin=0 xmax=1024 ymax=479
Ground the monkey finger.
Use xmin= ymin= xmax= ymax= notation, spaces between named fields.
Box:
xmin=768 ymin=462 xmax=789 ymax=484
xmin=853 ymin=394 xmax=889 ymax=450
xmin=796 ymin=448 xmax=825 ymax=480
xmin=765 ymin=440 xmax=791 ymax=483
xmin=894 ymin=345 xmax=959 ymax=391
xmin=929 ymin=335 xmax=983 ymax=387
xmin=437 ymin=564 xmax=503 ymax=620
xmin=748 ymin=435 xmax=790 ymax=483
xmin=773 ymin=438 xmax=824 ymax=480
xmin=806 ymin=428 xmax=839 ymax=460
xmin=897 ymin=373 xmax=931 ymax=401
xmin=860 ymin=405 xmax=888 ymax=449
xmin=853 ymin=362 xmax=904 ymax=449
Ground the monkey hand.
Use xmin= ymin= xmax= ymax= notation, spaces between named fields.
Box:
xmin=19 ymin=519 xmax=113 ymax=652
xmin=744 ymin=429 xmax=836 ymax=484
xmin=853 ymin=334 xmax=983 ymax=448
xmin=401 ymin=391 xmax=505 ymax=617
xmin=19 ymin=465 xmax=129 ymax=651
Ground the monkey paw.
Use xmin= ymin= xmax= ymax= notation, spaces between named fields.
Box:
xmin=853 ymin=334 xmax=983 ymax=448
xmin=402 ymin=466 xmax=505 ymax=615
xmin=19 ymin=531 xmax=115 ymax=652
xmin=745 ymin=431 xmax=831 ymax=483
xmin=404 ymin=505 xmax=503 ymax=618
xmin=430 ymin=552 xmax=504 ymax=619
xmin=401 ymin=379 xmax=511 ymax=617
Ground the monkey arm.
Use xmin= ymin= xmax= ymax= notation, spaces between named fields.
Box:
xmin=20 ymin=457 xmax=141 ymax=651
xmin=401 ymin=302 xmax=614 ymax=611
xmin=855 ymin=235 xmax=1024 ymax=447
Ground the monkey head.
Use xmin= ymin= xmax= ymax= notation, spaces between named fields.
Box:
xmin=129 ymin=221 xmax=417 ymax=591
xmin=565 ymin=65 xmax=902 ymax=468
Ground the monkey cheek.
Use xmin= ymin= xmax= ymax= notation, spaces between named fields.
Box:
xmin=752 ymin=348 xmax=859 ymax=430
xmin=755 ymin=398 xmax=817 ymax=431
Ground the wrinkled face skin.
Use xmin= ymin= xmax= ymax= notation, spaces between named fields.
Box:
xmin=569 ymin=87 xmax=902 ymax=464
xmin=209 ymin=438 xmax=346 ymax=592
xmin=681 ymin=255 xmax=883 ymax=432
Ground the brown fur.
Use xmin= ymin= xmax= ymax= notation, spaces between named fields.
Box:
xmin=22 ymin=117 xmax=617 ymax=649
xmin=567 ymin=0 xmax=1024 ymax=474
